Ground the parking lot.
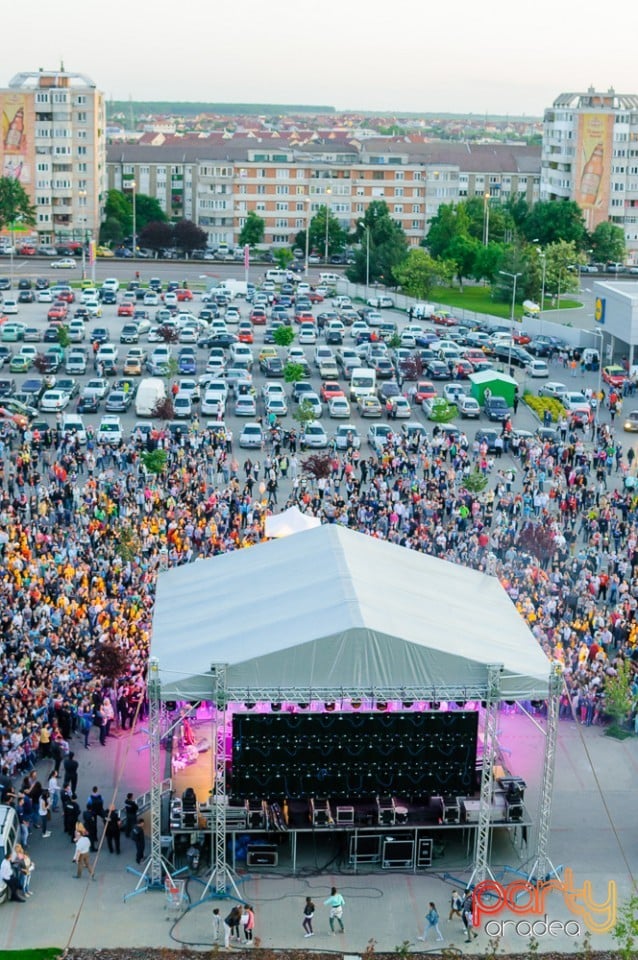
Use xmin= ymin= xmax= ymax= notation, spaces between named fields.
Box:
xmin=0 ymin=258 xmax=622 ymax=455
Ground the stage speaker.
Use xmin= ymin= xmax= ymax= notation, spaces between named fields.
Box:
xmin=182 ymin=787 xmax=197 ymax=811
xmin=247 ymin=844 xmax=278 ymax=867
xmin=183 ymin=811 xmax=198 ymax=829
xmin=506 ymin=801 xmax=523 ymax=822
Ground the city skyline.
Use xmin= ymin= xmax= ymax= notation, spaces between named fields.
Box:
xmin=4 ymin=0 xmax=637 ymax=116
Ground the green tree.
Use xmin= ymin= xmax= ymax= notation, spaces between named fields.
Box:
xmin=425 ymin=203 xmax=465 ymax=259
xmin=104 ymin=189 xmax=132 ymax=235
xmin=293 ymin=398 xmax=316 ymax=427
xmin=274 ymin=247 xmax=294 ymax=269
xmin=134 ymin=193 xmax=167 ymax=230
xmin=347 ymin=201 xmax=408 ymax=285
xmin=430 ymin=400 xmax=457 ymax=423
xmin=141 ymin=448 xmax=168 ymax=475
xmin=284 ymin=362 xmax=305 ymax=383
xmin=520 ymin=200 xmax=587 ymax=249
xmin=99 ymin=216 xmax=124 ymax=246
xmin=0 ymin=176 xmax=36 ymax=232
xmin=295 ymin=206 xmax=347 ymax=259
xmin=463 ymin=469 xmax=488 ymax=493
xmin=604 ymin=658 xmax=634 ymax=733
xmin=273 ymin=326 xmax=295 ymax=348
xmin=115 ymin=524 xmax=141 ymax=562
xmin=238 ymin=211 xmax=265 ymax=248
xmin=90 ymin=642 xmax=130 ymax=685
xmin=57 ymin=326 xmax=70 ymax=349
xmin=613 ymin=893 xmax=638 ymax=960
xmin=543 ymin=240 xmax=583 ymax=299
xmin=590 ymin=221 xmax=626 ymax=265
xmin=472 ymin=242 xmax=507 ymax=283
xmin=393 ymin=248 xmax=453 ymax=298
xmin=448 ymin=234 xmax=482 ymax=288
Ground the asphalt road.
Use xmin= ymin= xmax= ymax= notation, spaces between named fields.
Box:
xmin=0 ymin=260 xmax=623 ymax=449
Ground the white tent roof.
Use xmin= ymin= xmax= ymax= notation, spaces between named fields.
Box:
xmin=151 ymin=525 xmax=551 ymax=701
xmin=264 ymin=505 xmax=321 ymax=538
xmin=469 ymin=369 xmax=517 ymax=386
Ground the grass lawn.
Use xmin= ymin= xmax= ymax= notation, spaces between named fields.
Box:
xmin=430 ymin=285 xmax=581 ymax=320
xmin=0 ymin=951 xmax=62 ymax=960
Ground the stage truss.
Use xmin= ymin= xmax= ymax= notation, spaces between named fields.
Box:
xmin=146 ymin=660 xmax=560 ymax=897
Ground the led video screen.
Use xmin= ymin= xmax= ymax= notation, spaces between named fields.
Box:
xmin=231 ymin=711 xmax=478 ymax=800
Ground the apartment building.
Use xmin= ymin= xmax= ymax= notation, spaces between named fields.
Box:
xmin=0 ymin=69 xmax=106 ymax=244
xmin=107 ymin=138 xmax=540 ymax=249
xmin=541 ymin=88 xmax=638 ymax=260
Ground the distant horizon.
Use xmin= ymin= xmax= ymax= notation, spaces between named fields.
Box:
xmin=105 ymin=99 xmax=543 ymax=122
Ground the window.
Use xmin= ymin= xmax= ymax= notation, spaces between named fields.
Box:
xmin=256 ymin=202 xmax=266 ymax=212
xmin=257 ymin=168 xmax=266 ymax=179
xmin=77 ymin=146 xmax=87 ymax=156
xmin=76 ymin=111 xmax=87 ymax=123
xmin=275 ymin=218 xmax=288 ymax=228
xmin=372 ymin=171 xmax=384 ymax=180
xmin=276 ymin=185 xmax=289 ymax=195
xmin=276 ymin=168 xmax=289 ymax=179
xmin=276 ymin=202 xmax=289 ymax=211
xmin=372 ymin=187 xmax=385 ymax=197
xmin=295 ymin=219 xmax=304 ymax=228
xmin=256 ymin=185 xmax=266 ymax=195
xmin=394 ymin=205 xmax=403 ymax=214
xmin=395 ymin=171 xmax=405 ymax=181
xmin=412 ymin=204 xmax=420 ymax=213
xmin=395 ymin=187 xmax=404 ymax=197
xmin=411 ymin=220 xmax=420 ymax=229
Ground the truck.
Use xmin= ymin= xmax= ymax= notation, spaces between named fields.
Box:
xmin=135 ymin=377 xmax=166 ymax=417
xmin=219 ymin=279 xmax=248 ymax=299
xmin=349 ymin=367 xmax=377 ymax=401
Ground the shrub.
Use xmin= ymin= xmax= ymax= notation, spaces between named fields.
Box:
xmin=523 ymin=395 xmax=565 ymax=423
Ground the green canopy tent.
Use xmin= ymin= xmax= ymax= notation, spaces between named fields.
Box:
xmin=469 ymin=369 xmax=518 ymax=407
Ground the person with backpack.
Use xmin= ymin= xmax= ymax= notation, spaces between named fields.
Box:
xmin=303 ymin=896 xmax=316 ymax=937
xmin=449 ymin=889 xmax=463 ymax=921
xmin=462 ymin=893 xmax=478 ymax=942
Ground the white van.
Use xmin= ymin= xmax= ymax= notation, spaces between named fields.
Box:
xmin=135 ymin=377 xmax=166 ymax=417
xmin=61 ymin=413 xmax=87 ymax=445
xmin=0 ymin=803 xmax=18 ymax=859
xmin=410 ymin=302 xmax=435 ymax=319
xmin=319 ymin=272 xmax=340 ymax=284
xmin=265 ymin=269 xmax=288 ymax=283
xmin=349 ymin=367 xmax=377 ymax=401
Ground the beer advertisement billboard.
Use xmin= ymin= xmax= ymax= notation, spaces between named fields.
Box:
xmin=0 ymin=92 xmax=33 ymax=186
xmin=574 ymin=113 xmax=614 ymax=231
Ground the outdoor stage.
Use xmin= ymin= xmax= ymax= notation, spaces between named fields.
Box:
xmin=166 ymin=701 xmax=533 ymax=877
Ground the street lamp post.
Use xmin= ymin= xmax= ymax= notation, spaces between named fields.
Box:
xmin=499 ymin=270 xmax=521 ymax=376
xmin=9 ymin=215 xmax=23 ymax=288
xmin=358 ymin=221 xmax=370 ymax=301
xmin=482 ymin=192 xmax=490 ymax=246
xmin=592 ymin=329 xmax=604 ymax=429
xmin=324 ymin=186 xmax=332 ymax=264
xmin=304 ymin=196 xmax=311 ymax=278
xmin=131 ymin=179 xmax=137 ymax=260
xmin=538 ymin=250 xmax=546 ymax=338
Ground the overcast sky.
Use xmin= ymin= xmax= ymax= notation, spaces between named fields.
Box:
xmin=5 ymin=0 xmax=637 ymax=116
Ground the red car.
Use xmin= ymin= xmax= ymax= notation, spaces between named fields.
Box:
xmin=413 ymin=380 xmax=437 ymax=403
xmin=48 ymin=302 xmax=68 ymax=321
xmin=308 ymin=291 xmax=325 ymax=303
xmin=176 ymin=288 xmax=193 ymax=301
xmin=432 ymin=311 xmax=458 ymax=327
xmin=18 ymin=245 xmax=36 ymax=255
xmin=57 ymin=289 xmax=75 ymax=303
xmin=320 ymin=381 xmax=344 ymax=402
xmin=118 ymin=302 xmax=134 ymax=317
xmin=238 ymin=326 xmax=254 ymax=343
xmin=454 ymin=360 xmax=474 ymax=379
xmin=250 ymin=308 xmax=267 ymax=325
xmin=602 ymin=365 xmax=627 ymax=388
xmin=512 ymin=332 xmax=531 ymax=345
xmin=295 ymin=311 xmax=315 ymax=325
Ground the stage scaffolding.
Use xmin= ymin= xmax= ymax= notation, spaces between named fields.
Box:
xmin=146 ymin=662 xmax=560 ymax=897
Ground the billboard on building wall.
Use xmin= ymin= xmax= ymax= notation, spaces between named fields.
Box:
xmin=0 ymin=93 xmax=33 ymax=186
xmin=574 ymin=112 xmax=614 ymax=232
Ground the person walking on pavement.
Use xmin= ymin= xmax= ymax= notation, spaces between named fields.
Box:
xmin=449 ymin=889 xmax=463 ymax=921
xmin=123 ymin=792 xmax=139 ymax=837
xmin=62 ymin=752 xmax=79 ymax=795
xmin=74 ymin=824 xmax=92 ymax=879
xmin=105 ymin=806 xmax=121 ymax=854
xmin=62 ymin=790 xmax=81 ymax=841
xmin=212 ymin=908 xmax=223 ymax=944
xmin=419 ymin=902 xmax=444 ymax=942
xmin=462 ymin=893 xmax=478 ymax=942
xmin=324 ymin=886 xmax=345 ymax=934
xmin=303 ymin=896 xmax=316 ymax=937
xmin=130 ymin=818 xmax=145 ymax=864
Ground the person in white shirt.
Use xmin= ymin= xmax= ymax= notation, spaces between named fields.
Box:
xmin=74 ymin=826 xmax=92 ymax=879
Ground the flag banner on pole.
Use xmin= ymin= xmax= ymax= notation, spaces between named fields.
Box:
xmin=244 ymin=244 xmax=250 ymax=270
xmin=89 ymin=240 xmax=96 ymax=266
